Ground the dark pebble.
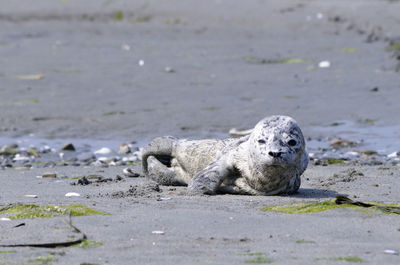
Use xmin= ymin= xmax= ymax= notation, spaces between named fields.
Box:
xmin=61 ymin=143 xmax=76 ymax=151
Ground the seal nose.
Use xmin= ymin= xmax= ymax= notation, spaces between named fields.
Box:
xmin=268 ymin=151 xmax=282 ymax=158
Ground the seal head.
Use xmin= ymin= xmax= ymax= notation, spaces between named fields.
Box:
xmin=245 ymin=115 xmax=308 ymax=193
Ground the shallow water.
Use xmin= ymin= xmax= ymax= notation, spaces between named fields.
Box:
xmin=0 ymin=135 xmax=142 ymax=154
xmin=308 ymin=121 xmax=400 ymax=155
xmin=0 ymin=121 xmax=399 ymax=163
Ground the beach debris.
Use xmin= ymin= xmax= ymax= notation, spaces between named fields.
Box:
xmin=123 ymin=167 xmax=141 ymax=178
xmin=13 ymin=154 xmax=30 ymax=161
xmin=65 ymin=192 xmax=81 ymax=197
xmin=16 ymin=74 xmax=44 ymax=80
xmin=370 ymin=87 xmax=379 ymax=92
xmin=14 ymin=166 xmax=32 ymax=171
xmin=77 ymin=176 xmax=91 ymax=185
xmin=330 ymin=138 xmax=356 ymax=149
xmin=157 ymin=197 xmax=172 ymax=201
xmin=24 ymin=194 xmax=38 ymax=198
xmin=94 ymin=147 xmax=112 ymax=155
xmin=343 ymin=48 xmax=359 ymax=53
xmin=388 ymin=152 xmax=399 ymax=158
xmin=343 ymin=151 xmax=360 ymax=160
xmin=335 ymin=196 xmax=400 ymax=214
xmin=245 ymin=56 xmax=307 ymax=65
xmin=27 ymin=148 xmax=40 ymax=157
xmin=138 ymin=60 xmax=144 ymax=66
xmin=61 ymin=143 xmax=76 ymax=151
xmin=0 ymin=146 xmax=17 ymax=156
xmin=0 ymin=218 xmax=11 ymax=221
xmin=121 ymin=44 xmax=130 ymax=51
xmin=42 ymin=172 xmax=57 ymax=178
xmin=74 ymin=175 xmax=113 ymax=185
xmin=113 ymin=11 xmax=124 ymax=21
xmin=164 ymin=67 xmax=175 ymax=73
xmin=318 ymin=60 xmax=330 ymax=68
xmin=262 ymin=197 xmax=400 ymax=214
xmin=383 ymin=249 xmax=399 ymax=255
xmin=118 ymin=143 xmax=131 ymax=154
xmin=360 ymin=150 xmax=377 ymax=156
xmin=152 ymin=230 xmax=165 ymax=235
xmin=0 ymin=214 xmax=87 ymax=248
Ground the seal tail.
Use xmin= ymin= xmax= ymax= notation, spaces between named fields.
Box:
xmin=141 ymin=136 xmax=176 ymax=176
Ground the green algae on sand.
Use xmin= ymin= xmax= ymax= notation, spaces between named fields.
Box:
xmin=0 ymin=204 xmax=110 ymax=220
xmin=261 ymin=199 xmax=400 ymax=215
xmin=261 ymin=200 xmax=353 ymax=214
xmin=316 ymin=256 xmax=364 ymax=263
xmin=73 ymin=239 xmax=103 ymax=249
xmin=239 ymin=252 xmax=274 ymax=264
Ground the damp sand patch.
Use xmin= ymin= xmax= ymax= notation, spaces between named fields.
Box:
xmin=261 ymin=196 xmax=400 ymax=215
xmin=0 ymin=204 xmax=110 ymax=220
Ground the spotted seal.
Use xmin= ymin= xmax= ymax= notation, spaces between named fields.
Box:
xmin=142 ymin=115 xmax=309 ymax=195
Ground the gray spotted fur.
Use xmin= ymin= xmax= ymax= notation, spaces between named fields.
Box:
xmin=141 ymin=115 xmax=309 ymax=195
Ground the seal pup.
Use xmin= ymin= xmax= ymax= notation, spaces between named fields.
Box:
xmin=142 ymin=115 xmax=308 ymax=195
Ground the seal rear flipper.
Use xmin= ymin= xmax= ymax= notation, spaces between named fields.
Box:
xmin=141 ymin=136 xmax=176 ymax=176
xmin=146 ymin=156 xmax=185 ymax=186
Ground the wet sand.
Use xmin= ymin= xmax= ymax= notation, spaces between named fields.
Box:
xmin=0 ymin=0 xmax=399 ymax=141
xmin=1 ymin=164 xmax=400 ymax=264
xmin=1 ymin=0 xmax=400 ymax=264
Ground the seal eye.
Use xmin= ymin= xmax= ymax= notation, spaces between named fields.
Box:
xmin=258 ymin=139 xmax=266 ymax=144
xmin=288 ymin=139 xmax=297 ymax=146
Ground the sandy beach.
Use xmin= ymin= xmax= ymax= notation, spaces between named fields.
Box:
xmin=1 ymin=0 xmax=400 ymax=264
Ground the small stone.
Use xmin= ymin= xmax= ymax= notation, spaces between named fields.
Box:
xmin=24 ymin=194 xmax=38 ymax=198
xmin=370 ymin=87 xmax=379 ymax=92
xmin=383 ymin=249 xmax=399 ymax=255
xmin=78 ymin=152 xmax=96 ymax=162
xmin=118 ymin=143 xmax=131 ymax=154
xmin=13 ymin=154 xmax=30 ymax=162
xmin=42 ymin=173 xmax=57 ymax=178
xmin=97 ymin=157 xmax=111 ymax=163
xmin=344 ymin=151 xmax=360 ymax=159
xmin=330 ymin=138 xmax=356 ymax=149
xmin=164 ymin=67 xmax=175 ymax=73
xmin=123 ymin=168 xmax=141 ymax=178
xmin=40 ymin=145 xmax=52 ymax=153
xmin=360 ymin=150 xmax=377 ymax=156
xmin=77 ymin=176 xmax=91 ymax=185
xmin=65 ymin=192 xmax=80 ymax=197
xmin=14 ymin=166 xmax=32 ymax=171
xmin=94 ymin=147 xmax=112 ymax=155
xmin=121 ymin=44 xmax=130 ymax=51
xmin=138 ymin=60 xmax=144 ymax=66
xmin=92 ymin=160 xmax=108 ymax=167
xmin=318 ymin=60 xmax=331 ymax=68
xmin=61 ymin=143 xmax=76 ymax=151
xmin=152 ymin=230 xmax=165 ymax=235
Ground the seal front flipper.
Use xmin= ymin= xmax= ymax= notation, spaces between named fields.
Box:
xmin=187 ymin=156 xmax=232 ymax=195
